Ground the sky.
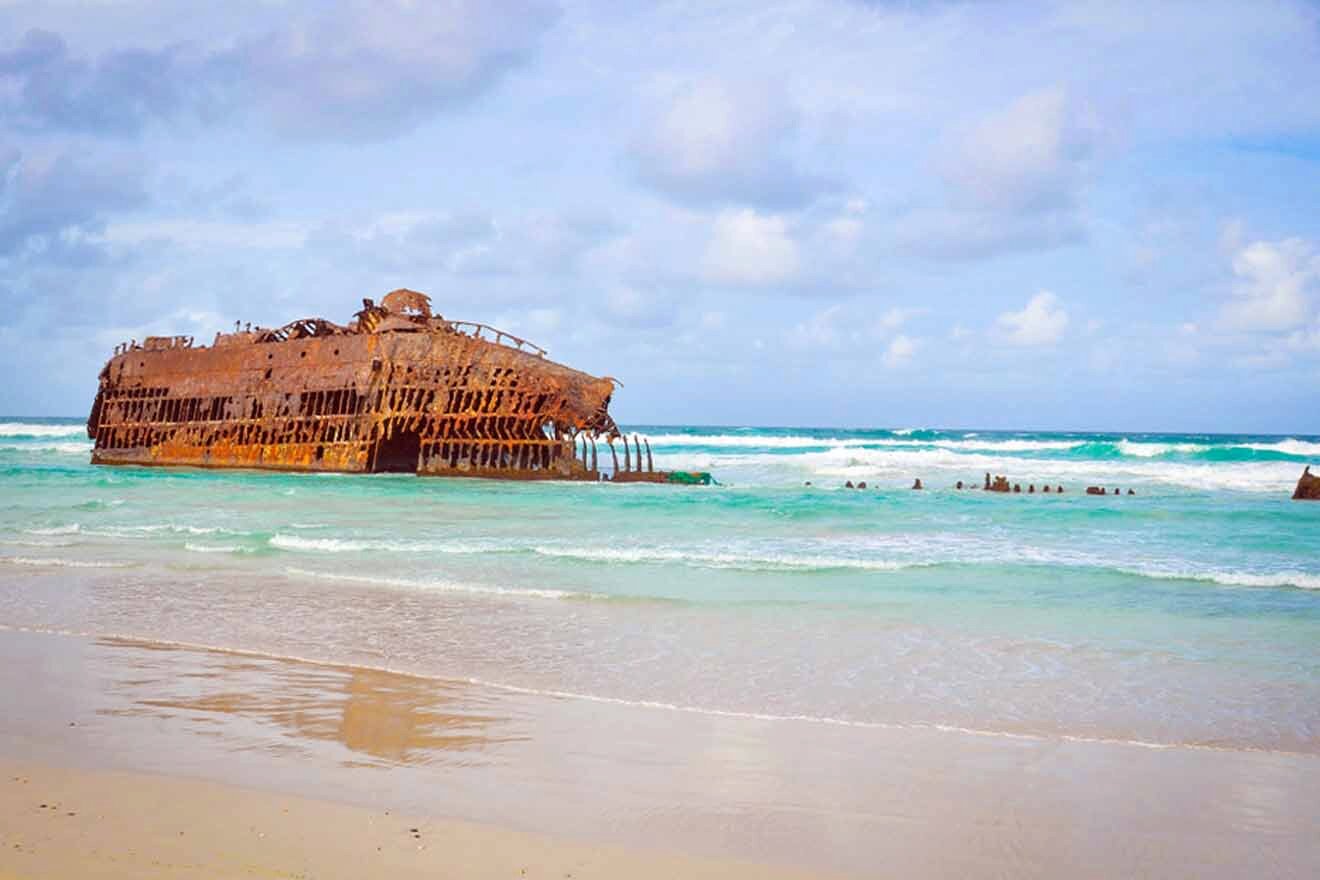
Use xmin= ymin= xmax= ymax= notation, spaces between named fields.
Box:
xmin=2 ymin=0 xmax=1319 ymax=433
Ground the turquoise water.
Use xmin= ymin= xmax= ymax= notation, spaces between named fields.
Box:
xmin=2 ymin=418 xmax=1319 ymax=752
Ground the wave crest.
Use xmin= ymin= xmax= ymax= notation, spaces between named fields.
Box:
xmin=282 ymin=566 xmax=587 ymax=600
xmin=0 ymin=555 xmax=131 ymax=569
xmin=0 ymin=423 xmax=85 ymax=438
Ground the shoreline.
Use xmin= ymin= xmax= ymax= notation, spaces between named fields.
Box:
xmin=6 ymin=623 xmax=1312 ymax=758
xmin=2 ymin=628 xmax=1319 ymax=878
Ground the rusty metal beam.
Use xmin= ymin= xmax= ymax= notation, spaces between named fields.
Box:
xmin=87 ymin=290 xmax=629 ymax=481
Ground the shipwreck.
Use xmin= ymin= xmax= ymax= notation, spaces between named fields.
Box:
xmin=87 ymin=289 xmax=709 ymax=483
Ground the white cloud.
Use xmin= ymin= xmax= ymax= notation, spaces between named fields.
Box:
xmin=235 ymin=0 xmax=559 ymax=140
xmin=786 ymin=304 xmax=844 ymax=351
xmin=631 ymin=78 xmax=829 ymax=208
xmin=785 ymin=304 xmax=920 ymax=360
xmin=103 ymin=218 xmax=309 ymax=249
xmin=1220 ymin=237 xmax=1316 ymax=332
xmin=874 ymin=306 xmax=919 ymax=333
xmin=897 ymin=87 xmax=1097 ymax=260
xmin=882 ymin=334 xmax=917 ymax=368
xmin=1287 ymin=319 xmax=1320 ymax=350
xmin=702 ymin=209 xmax=800 ymax=285
xmin=893 ymin=203 xmax=1085 ymax=261
xmin=949 ymin=86 xmax=1096 ymax=213
xmin=641 ymin=80 xmax=756 ymax=178
xmin=602 ymin=286 xmax=676 ymax=328
xmin=995 ymin=291 xmax=1069 ymax=346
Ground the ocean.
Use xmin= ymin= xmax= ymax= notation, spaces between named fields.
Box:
xmin=2 ymin=418 xmax=1318 ymax=754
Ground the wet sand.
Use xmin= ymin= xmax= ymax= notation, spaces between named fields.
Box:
xmin=1 ymin=761 xmax=829 ymax=880
xmin=1 ymin=628 xmax=1318 ymax=878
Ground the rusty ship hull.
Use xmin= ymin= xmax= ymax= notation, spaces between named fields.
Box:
xmin=87 ymin=290 xmax=686 ymax=481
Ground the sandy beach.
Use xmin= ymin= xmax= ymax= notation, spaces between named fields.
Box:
xmin=1 ymin=760 xmax=835 ymax=880
xmin=2 ymin=627 xmax=1318 ymax=878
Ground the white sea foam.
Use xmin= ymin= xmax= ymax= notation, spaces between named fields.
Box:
xmin=183 ymin=542 xmax=247 ymax=554
xmin=653 ymin=446 xmax=1302 ymax=492
xmin=263 ymin=527 xmax=1320 ymax=586
xmin=644 ymin=431 xmax=1320 ymax=467
xmin=270 ymin=534 xmax=490 ymax=554
xmin=282 ymin=566 xmax=584 ymax=600
xmin=0 ymin=442 xmax=92 ymax=454
xmin=0 ymin=423 xmax=85 ymax=438
xmin=1122 ymin=567 xmax=1320 ymax=591
xmin=96 ymin=524 xmax=233 ymax=537
xmin=529 ymin=544 xmax=922 ymax=572
xmin=1238 ymin=438 xmax=1320 ymax=456
xmin=269 ymin=532 xmax=925 ymax=572
xmin=25 ymin=524 xmax=81 ymax=535
xmin=579 ymin=543 xmax=1313 ymax=591
xmin=933 ymin=438 xmax=1082 ymax=452
xmin=0 ymin=555 xmax=131 ymax=569
xmin=1115 ymin=439 xmax=1209 ymax=457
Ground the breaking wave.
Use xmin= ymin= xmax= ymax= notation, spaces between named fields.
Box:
xmin=1113 ymin=439 xmax=1209 ymax=457
xmin=183 ymin=542 xmax=253 ymax=555
xmin=282 ymin=566 xmax=588 ymax=600
xmin=1121 ymin=567 xmax=1320 ymax=591
xmin=643 ymin=431 xmax=1319 ymax=469
xmin=25 ymin=524 xmax=82 ymax=535
xmin=263 ymin=531 xmax=1320 ymax=590
xmin=0 ymin=442 xmax=92 ymax=454
xmin=270 ymin=532 xmax=922 ymax=571
xmin=0 ymin=555 xmax=131 ymax=569
xmin=0 ymin=422 xmax=85 ymax=438
xmin=651 ymin=445 xmax=1305 ymax=492
xmin=90 ymin=524 xmax=247 ymax=538
xmin=527 ymin=544 xmax=922 ymax=572
xmin=270 ymin=534 xmax=489 ymax=554
xmin=1238 ymin=439 xmax=1320 ymax=457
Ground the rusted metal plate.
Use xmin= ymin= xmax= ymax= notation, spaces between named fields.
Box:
xmin=86 ymin=290 xmax=703 ymax=483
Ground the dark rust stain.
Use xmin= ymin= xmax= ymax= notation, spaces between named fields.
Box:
xmin=87 ymin=289 xmax=704 ymax=483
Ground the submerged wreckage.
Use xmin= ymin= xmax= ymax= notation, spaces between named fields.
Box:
xmin=87 ymin=289 xmax=710 ymax=483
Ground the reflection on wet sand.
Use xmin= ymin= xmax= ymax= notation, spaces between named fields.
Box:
xmin=95 ymin=637 xmax=524 ymax=766
xmin=4 ymin=628 xmax=1320 ymax=878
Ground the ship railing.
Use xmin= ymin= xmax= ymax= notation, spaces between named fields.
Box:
xmin=448 ymin=321 xmax=546 ymax=357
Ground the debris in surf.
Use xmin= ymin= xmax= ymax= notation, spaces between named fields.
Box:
xmin=1293 ymin=466 xmax=1320 ymax=500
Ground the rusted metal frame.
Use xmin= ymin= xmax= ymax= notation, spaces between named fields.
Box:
xmin=91 ymin=291 xmax=627 ymax=480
